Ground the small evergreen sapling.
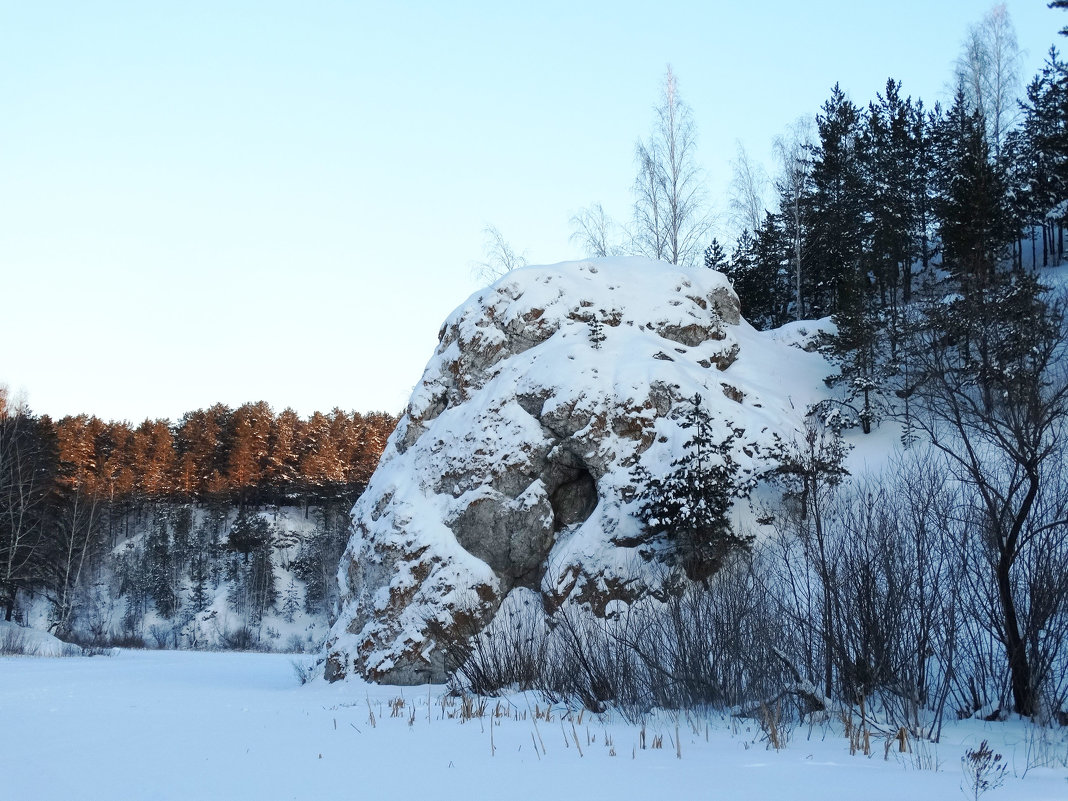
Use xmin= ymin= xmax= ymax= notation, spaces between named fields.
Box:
xmin=630 ymin=394 xmax=755 ymax=582
xmin=281 ymin=579 xmax=301 ymax=623
xmin=703 ymin=238 xmax=727 ymax=271
xmin=588 ymin=315 xmax=606 ymax=350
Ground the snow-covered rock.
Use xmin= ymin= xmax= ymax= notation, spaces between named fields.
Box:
xmin=325 ymin=257 xmax=831 ymax=684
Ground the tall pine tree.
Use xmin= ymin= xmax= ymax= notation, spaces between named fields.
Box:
xmin=806 ymin=85 xmax=870 ymax=317
xmin=935 ymin=90 xmax=1013 ymax=295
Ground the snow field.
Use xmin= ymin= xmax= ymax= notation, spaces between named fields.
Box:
xmin=1 ymin=649 xmax=1065 ymax=800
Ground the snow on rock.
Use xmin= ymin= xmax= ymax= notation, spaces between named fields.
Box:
xmin=325 ymin=257 xmax=831 ymax=684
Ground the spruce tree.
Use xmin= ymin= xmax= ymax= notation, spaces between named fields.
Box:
xmin=934 ymin=90 xmax=1013 ymax=295
xmin=227 ymin=508 xmax=270 ymax=564
xmin=703 ymin=238 xmax=727 ymax=270
xmin=1016 ymin=49 xmax=1068 ymax=267
xmin=864 ymin=79 xmax=918 ymax=318
xmin=827 ymin=280 xmax=883 ymax=434
xmin=911 ymin=100 xmax=942 ymax=293
xmin=146 ymin=509 xmax=178 ymax=619
xmin=1050 ymin=0 xmax=1068 ymax=37
xmin=587 ymin=315 xmax=606 ymax=349
xmin=631 ymin=395 xmax=754 ymax=583
xmin=723 ymin=222 xmax=790 ymax=329
xmin=806 ymin=85 xmax=870 ymax=317
xmin=823 ymin=80 xmax=918 ymax=435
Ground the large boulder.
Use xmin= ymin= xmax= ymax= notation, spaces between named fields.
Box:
xmin=324 ymin=257 xmax=829 ymax=684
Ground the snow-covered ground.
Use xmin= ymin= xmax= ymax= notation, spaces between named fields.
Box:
xmin=1 ymin=647 xmax=1064 ymax=800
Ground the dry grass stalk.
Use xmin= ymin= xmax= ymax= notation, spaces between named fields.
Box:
xmin=759 ymin=702 xmax=782 ymax=751
xmin=459 ymin=694 xmax=487 ymax=722
xmin=571 ymin=720 xmax=584 ymax=757
xmin=524 ymin=695 xmax=547 ymax=756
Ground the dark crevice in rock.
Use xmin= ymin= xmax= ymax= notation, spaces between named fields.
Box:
xmin=545 ymin=458 xmax=598 ymax=532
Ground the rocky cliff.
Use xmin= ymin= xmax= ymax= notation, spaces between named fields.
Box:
xmin=324 ymin=257 xmax=830 ymax=684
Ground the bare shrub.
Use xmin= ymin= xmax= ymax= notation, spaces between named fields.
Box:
xmin=429 ymin=590 xmax=548 ymax=697
xmin=0 ymin=625 xmax=37 ymax=656
xmin=618 ymin=559 xmax=790 ymax=714
xmin=291 ymin=658 xmax=318 ymax=685
xmin=101 ymin=631 xmax=146 ymax=649
xmin=429 ymin=442 xmax=1068 ymax=735
xmin=220 ymin=625 xmax=257 ymax=651
xmin=457 ymin=591 xmax=550 ymax=696
xmin=961 ymin=740 xmax=1007 ymax=800
xmin=543 ymin=602 xmax=642 ymax=713
xmin=149 ymin=624 xmax=173 ymax=649
xmin=756 ymin=450 xmax=975 ymax=739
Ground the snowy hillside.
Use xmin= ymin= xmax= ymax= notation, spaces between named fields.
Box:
xmin=17 ymin=503 xmax=348 ymax=653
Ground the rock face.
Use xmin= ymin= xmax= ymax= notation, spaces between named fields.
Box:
xmin=324 ymin=257 xmax=828 ymax=684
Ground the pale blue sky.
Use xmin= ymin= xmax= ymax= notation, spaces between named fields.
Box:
xmin=1 ymin=1 xmax=1061 ymax=422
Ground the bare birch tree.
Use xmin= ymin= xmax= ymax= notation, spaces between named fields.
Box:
xmin=633 ymin=66 xmax=710 ymax=267
xmin=954 ymin=3 xmax=1021 ymax=160
xmin=473 ymin=224 xmax=527 ymax=284
xmin=727 ymin=141 xmax=770 ymax=239
xmin=0 ymin=390 xmax=53 ymax=622
xmin=773 ymin=117 xmax=813 ymax=319
xmin=569 ymin=203 xmax=616 ymax=258
xmin=634 ymin=139 xmax=668 ymax=260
